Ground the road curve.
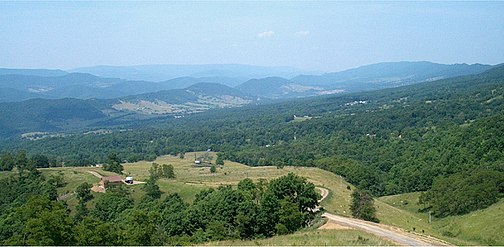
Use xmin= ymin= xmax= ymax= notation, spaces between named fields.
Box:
xmin=316 ymin=187 xmax=450 ymax=246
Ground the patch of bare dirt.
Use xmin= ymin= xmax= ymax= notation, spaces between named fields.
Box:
xmin=318 ymin=220 xmax=352 ymax=230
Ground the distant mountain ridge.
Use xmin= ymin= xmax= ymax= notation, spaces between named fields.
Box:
xmin=0 ymin=62 xmax=501 ymax=143
xmin=0 ymin=68 xmax=67 ymax=77
xmin=70 ymin=64 xmax=315 ymax=82
xmin=0 ymin=61 xmax=494 ymax=102
xmin=292 ymin=61 xmax=492 ymax=91
xmin=0 ymin=73 xmax=242 ymax=102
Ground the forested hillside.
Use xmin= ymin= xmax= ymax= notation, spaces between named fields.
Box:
xmin=2 ymin=65 xmax=504 ymax=216
xmin=292 ymin=61 xmax=491 ymax=91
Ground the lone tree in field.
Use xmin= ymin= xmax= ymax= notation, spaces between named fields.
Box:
xmin=350 ymin=189 xmax=379 ymax=223
xmin=103 ymin=152 xmax=124 ymax=174
xmin=216 ymin=154 xmax=224 ymax=166
xmin=161 ymin=164 xmax=175 ymax=178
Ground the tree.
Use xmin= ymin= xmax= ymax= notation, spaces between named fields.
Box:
xmin=265 ymin=173 xmax=320 ymax=213
xmin=76 ymin=182 xmax=93 ymax=203
xmin=257 ymin=173 xmax=320 ymax=237
xmin=103 ymin=153 xmax=123 ymax=174
xmin=237 ymin=178 xmax=256 ymax=193
xmin=75 ymin=182 xmax=94 ymax=221
xmin=75 ymin=217 xmax=119 ymax=245
xmin=92 ymin=192 xmax=133 ymax=221
xmin=1 ymin=196 xmax=75 ymax=245
xmin=162 ymin=164 xmax=175 ymax=179
xmin=277 ymin=199 xmax=304 ymax=234
xmin=0 ymin=152 xmax=15 ymax=171
xmin=30 ymin=154 xmax=50 ymax=168
xmin=420 ymin=170 xmax=504 ymax=217
xmin=143 ymin=177 xmax=162 ymax=199
xmin=116 ymin=209 xmax=162 ymax=245
xmin=149 ymin=163 xmax=160 ymax=179
xmin=210 ymin=165 xmax=216 ymax=173
xmin=216 ymin=154 xmax=224 ymax=166
xmin=350 ymin=189 xmax=379 ymax=222
xmin=15 ymin=150 xmax=36 ymax=176
xmin=160 ymin=193 xmax=187 ymax=236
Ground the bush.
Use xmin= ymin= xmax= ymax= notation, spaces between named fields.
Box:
xmin=350 ymin=189 xmax=379 ymax=222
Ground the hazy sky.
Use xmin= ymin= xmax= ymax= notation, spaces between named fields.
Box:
xmin=1 ymin=1 xmax=503 ymax=72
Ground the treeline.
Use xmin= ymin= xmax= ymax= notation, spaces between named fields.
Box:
xmin=2 ymin=65 xmax=504 ymax=217
xmin=0 ymin=150 xmax=58 ymax=171
xmin=420 ymin=170 xmax=504 ymax=217
xmin=0 ymin=167 xmax=320 ymax=245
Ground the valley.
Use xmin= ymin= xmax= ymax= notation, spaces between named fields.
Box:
xmin=0 ymin=67 xmax=504 ymax=245
xmin=2 ymin=1 xmax=503 ymax=246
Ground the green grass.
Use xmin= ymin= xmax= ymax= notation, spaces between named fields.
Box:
xmin=122 ymin=152 xmax=355 ymax=210
xmin=206 ymin=229 xmax=395 ymax=246
xmin=12 ymin=152 xmax=501 ymax=245
xmin=40 ymin=167 xmax=101 ymax=194
xmin=380 ymin=192 xmax=504 ymax=245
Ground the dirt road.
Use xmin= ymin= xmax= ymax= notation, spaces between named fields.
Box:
xmin=318 ymin=187 xmax=329 ymax=202
xmin=317 ymin=187 xmax=450 ymax=246
xmin=87 ymin=170 xmax=103 ymax=178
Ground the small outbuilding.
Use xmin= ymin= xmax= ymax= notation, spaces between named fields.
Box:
xmin=194 ymin=160 xmax=201 ymax=165
xmin=100 ymin=175 xmax=123 ymax=187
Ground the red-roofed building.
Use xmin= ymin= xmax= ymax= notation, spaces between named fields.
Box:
xmin=100 ymin=175 xmax=123 ymax=188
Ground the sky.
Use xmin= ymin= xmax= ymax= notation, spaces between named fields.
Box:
xmin=1 ymin=1 xmax=503 ymax=72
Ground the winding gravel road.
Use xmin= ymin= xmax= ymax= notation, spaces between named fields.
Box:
xmin=317 ymin=188 xmax=450 ymax=246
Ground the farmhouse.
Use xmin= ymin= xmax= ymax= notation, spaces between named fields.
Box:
xmin=100 ymin=175 xmax=123 ymax=187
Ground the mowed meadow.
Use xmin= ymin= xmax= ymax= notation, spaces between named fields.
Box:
xmin=36 ymin=152 xmax=503 ymax=246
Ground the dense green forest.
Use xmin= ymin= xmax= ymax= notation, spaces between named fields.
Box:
xmin=2 ymin=65 xmax=504 ymax=217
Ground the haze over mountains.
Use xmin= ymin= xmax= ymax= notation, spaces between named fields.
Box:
xmin=70 ymin=64 xmax=315 ymax=82
xmin=0 ymin=62 xmax=492 ymax=104
xmin=0 ymin=61 xmax=499 ymax=139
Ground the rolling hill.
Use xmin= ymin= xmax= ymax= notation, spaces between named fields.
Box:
xmin=112 ymin=83 xmax=253 ymax=115
xmin=0 ymin=64 xmax=502 ymax=246
xmin=236 ymin=77 xmax=323 ymax=99
xmin=0 ymin=62 xmax=493 ymax=102
xmin=0 ymin=83 xmax=254 ymax=138
xmin=292 ymin=61 xmax=492 ymax=92
xmin=71 ymin=64 xmax=314 ymax=82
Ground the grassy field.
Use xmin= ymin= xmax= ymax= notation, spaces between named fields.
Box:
xmin=16 ymin=152 xmax=500 ymax=245
xmin=122 ymin=152 xmax=355 ymax=212
xmin=380 ymin=192 xmax=504 ymax=245
xmin=206 ymin=229 xmax=396 ymax=246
